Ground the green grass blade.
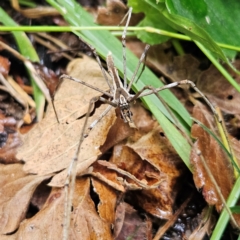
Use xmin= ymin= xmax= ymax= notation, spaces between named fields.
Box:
xmin=210 ymin=176 xmax=240 ymax=240
xmin=47 ymin=0 xmax=192 ymax=168
xmin=0 ymin=7 xmax=45 ymax=119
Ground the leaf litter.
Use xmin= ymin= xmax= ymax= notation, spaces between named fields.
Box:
xmin=1 ymin=3 xmax=240 ymax=237
xmin=190 ymin=102 xmax=240 ymax=226
xmin=0 ymin=50 xmax=191 ymax=239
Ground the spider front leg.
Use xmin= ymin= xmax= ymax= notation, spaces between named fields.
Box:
xmin=132 ymin=80 xmax=221 ymax=124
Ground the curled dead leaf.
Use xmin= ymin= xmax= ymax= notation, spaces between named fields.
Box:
xmin=190 ymin=103 xmax=234 ymax=210
xmin=91 ymin=178 xmax=117 ymax=225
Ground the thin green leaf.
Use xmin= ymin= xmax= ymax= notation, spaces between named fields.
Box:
xmin=0 ymin=7 xmax=45 ymax=119
xmin=165 ymin=0 xmax=240 ymax=59
xmin=210 ymin=176 xmax=240 ymax=240
xmin=47 ymin=0 xmax=192 ymax=168
xmin=129 ymin=1 xmax=175 ymax=44
xmin=230 ymin=206 xmax=240 ymax=214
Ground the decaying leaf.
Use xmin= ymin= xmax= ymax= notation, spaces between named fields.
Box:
xmin=50 ymin=55 xmax=110 ymax=123
xmin=16 ymin=55 xmax=116 ymax=185
xmin=190 ymin=103 xmax=235 ymax=210
xmin=15 ymin=178 xmax=112 ymax=240
xmin=88 ymin=103 xmax=184 ymax=219
xmin=91 ymin=178 xmax=117 ymax=224
xmin=0 ymin=163 xmax=52 ymax=235
xmin=197 ymin=61 xmax=240 ymax=115
xmin=126 ymin=126 xmax=184 ymax=219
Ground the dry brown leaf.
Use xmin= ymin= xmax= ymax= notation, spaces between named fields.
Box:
xmin=18 ymin=104 xmax=115 ymax=184
xmin=91 ymin=178 xmax=117 ymax=224
xmin=87 ymin=161 xmax=125 ymax=192
xmin=15 ymin=178 xmax=112 ymax=240
xmin=0 ymin=163 xmax=52 ymax=235
xmin=190 ymin=103 xmax=234 ymax=210
xmin=16 ymin=55 xmax=116 ymax=186
xmin=97 ymin=119 xmax=184 ymax=218
xmin=197 ymin=61 xmax=240 ymax=114
xmin=126 ymin=126 xmax=184 ymax=219
xmin=52 ymin=55 xmax=110 ymax=123
xmin=126 ymin=41 xmax=201 ymax=83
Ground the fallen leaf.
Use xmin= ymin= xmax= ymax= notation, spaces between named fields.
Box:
xmin=126 ymin=126 xmax=184 ymax=219
xmin=0 ymin=163 xmax=52 ymax=235
xmin=15 ymin=178 xmax=112 ymax=240
xmin=91 ymin=178 xmax=117 ymax=224
xmin=190 ymin=102 xmax=234 ymax=210
xmin=16 ymin=55 xmax=116 ymax=186
xmin=197 ymin=61 xmax=240 ymax=114
xmin=126 ymin=41 xmax=201 ymax=83
xmin=51 ymin=55 xmax=110 ymax=123
xmin=96 ymin=115 xmax=184 ymax=218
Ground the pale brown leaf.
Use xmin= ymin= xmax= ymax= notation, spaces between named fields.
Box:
xmin=91 ymin=178 xmax=117 ymax=224
xmin=51 ymin=55 xmax=110 ymax=123
xmin=15 ymin=178 xmax=112 ymax=240
xmin=16 ymin=55 xmax=116 ymax=186
xmin=0 ymin=163 xmax=52 ymax=235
